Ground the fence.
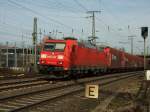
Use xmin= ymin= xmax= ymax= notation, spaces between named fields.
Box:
xmin=0 ymin=42 xmax=41 ymax=69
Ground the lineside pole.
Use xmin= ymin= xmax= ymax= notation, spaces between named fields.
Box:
xmin=32 ymin=17 xmax=38 ymax=72
xmin=141 ymin=27 xmax=148 ymax=70
xmin=22 ymin=41 xmax=25 ymax=67
xmin=144 ymin=38 xmax=146 ymax=70
xmin=128 ymin=35 xmax=136 ymax=55
xmin=6 ymin=41 xmax=8 ymax=68
xmin=87 ymin=11 xmax=100 ymax=45
xmin=14 ymin=42 xmax=17 ymax=67
xmin=0 ymin=44 xmax=1 ymax=67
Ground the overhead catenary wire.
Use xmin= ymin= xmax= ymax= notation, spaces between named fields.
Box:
xmin=73 ymin=0 xmax=88 ymax=11
xmin=7 ymin=0 xmax=78 ymax=31
xmin=1 ymin=0 xmax=140 ymax=46
xmin=98 ymin=0 xmax=102 ymax=10
xmin=0 ymin=23 xmax=32 ymax=40
xmin=100 ymin=2 xmax=127 ymax=30
xmin=22 ymin=0 xmax=84 ymax=19
xmin=0 ymin=22 xmax=32 ymax=33
xmin=1 ymin=1 xmax=33 ymax=26
xmin=0 ymin=30 xmax=32 ymax=41
xmin=0 ymin=2 xmax=32 ymax=36
xmin=96 ymin=17 xmax=129 ymax=38
xmin=73 ymin=0 xmax=129 ymax=39
xmin=1 ymin=0 xmax=90 ymax=39
xmin=52 ymin=0 xmax=84 ymax=16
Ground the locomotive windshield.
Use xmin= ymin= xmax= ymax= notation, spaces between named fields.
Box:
xmin=44 ymin=43 xmax=66 ymax=51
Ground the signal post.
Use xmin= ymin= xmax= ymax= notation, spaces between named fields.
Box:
xmin=135 ymin=27 xmax=150 ymax=112
xmin=141 ymin=27 xmax=148 ymax=70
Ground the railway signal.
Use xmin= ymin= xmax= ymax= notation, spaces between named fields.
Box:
xmin=141 ymin=27 xmax=148 ymax=70
xmin=141 ymin=27 xmax=148 ymax=39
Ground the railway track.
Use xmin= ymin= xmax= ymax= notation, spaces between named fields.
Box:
xmin=134 ymin=79 xmax=150 ymax=112
xmin=0 ymin=72 xmax=44 ymax=80
xmin=0 ymin=75 xmax=46 ymax=85
xmin=0 ymin=75 xmax=50 ymax=92
xmin=113 ymin=73 xmax=150 ymax=112
xmin=0 ymin=71 xmax=143 ymax=112
xmin=0 ymin=80 xmax=49 ymax=92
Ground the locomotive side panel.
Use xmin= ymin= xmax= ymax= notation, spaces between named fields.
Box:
xmin=71 ymin=45 xmax=108 ymax=70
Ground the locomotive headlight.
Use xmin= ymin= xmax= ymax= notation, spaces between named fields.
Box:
xmin=41 ymin=54 xmax=47 ymax=58
xmin=57 ymin=55 xmax=64 ymax=59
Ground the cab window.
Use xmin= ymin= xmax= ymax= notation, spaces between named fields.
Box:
xmin=44 ymin=43 xmax=66 ymax=51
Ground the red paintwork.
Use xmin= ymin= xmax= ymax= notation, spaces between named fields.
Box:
xmin=39 ymin=38 xmax=143 ymax=71
xmin=71 ymin=44 xmax=108 ymax=68
xmin=104 ymin=47 xmax=144 ymax=69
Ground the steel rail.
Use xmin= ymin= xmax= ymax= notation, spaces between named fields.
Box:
xmin=0 ymin=71 xmax=143 ymax=112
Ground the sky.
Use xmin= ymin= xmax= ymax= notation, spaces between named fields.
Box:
xmin=0 ymin=0 xmax=150 ymax=54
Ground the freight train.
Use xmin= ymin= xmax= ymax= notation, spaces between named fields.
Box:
xmin=39 ymin=37 xmax=143 ymax=78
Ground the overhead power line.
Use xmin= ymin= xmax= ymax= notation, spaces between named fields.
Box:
xmin=53 ymin=0 xmax=83 ymax=15
xmin=96 ymin=17 xmax=129 ymax=39
xmin=0 ymin=22 xmax=32 ymax=33
xmin=98 ymin=0 xmax=102 ymax=10
xmin=24 ymin=0 xmax=82 ymax=18
xmin=74 ymin=0 xmax=88 ymax=11
xmin=8 ymin=0 xmax=77 ymax=31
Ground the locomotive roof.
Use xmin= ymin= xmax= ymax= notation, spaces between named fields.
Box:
xmin=45 ymin=39 xmax=65 ymax=43
xmin=63 ymin=37 xmax=77 ymax=40
xmin=45 ymin=37 xmax=78 ymax=43
xmin=44 ymin=38 xmax=97 ymax=49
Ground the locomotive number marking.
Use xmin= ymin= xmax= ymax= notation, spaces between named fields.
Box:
xmin=47 ymin=55 xmax=57 ymax=58
xmin=85 ymin=84 xmax=99 ymax=98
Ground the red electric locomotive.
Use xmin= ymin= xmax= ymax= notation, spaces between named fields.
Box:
xmin=39 ymin=37 xmax=108 ymax=77
xmin=39 ymin=37 xmax=143 ymax=78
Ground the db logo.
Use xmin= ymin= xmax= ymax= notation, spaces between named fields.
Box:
xmin=85 ymin=84 xmax=99 ymax=99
